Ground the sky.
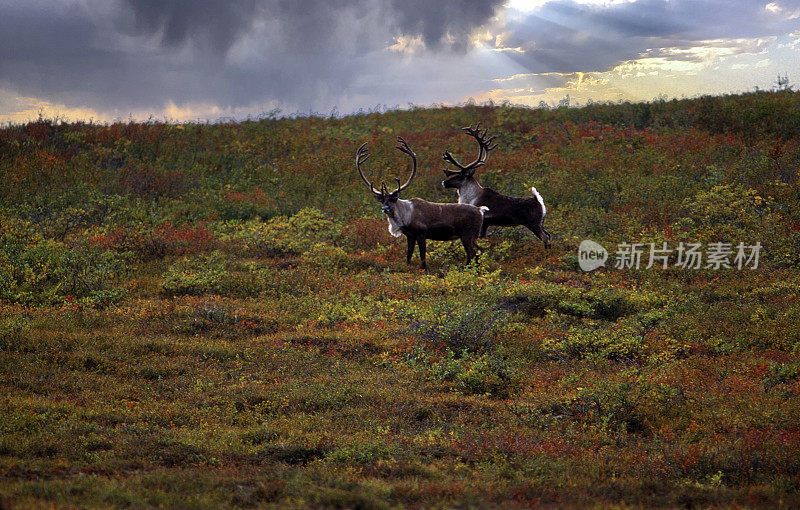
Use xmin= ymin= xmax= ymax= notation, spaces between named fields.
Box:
xmin=1 ymin=0 xmax=799 ymax=124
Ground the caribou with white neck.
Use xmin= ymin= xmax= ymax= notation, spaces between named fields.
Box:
xmin=356 ymin=136 xmax=488 ymax=270
xmin=441 ymin=124 xmax=551 ymax=248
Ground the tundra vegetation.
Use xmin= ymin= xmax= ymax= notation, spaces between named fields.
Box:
xmin=1 ymin=91 xmax=800 ymax=508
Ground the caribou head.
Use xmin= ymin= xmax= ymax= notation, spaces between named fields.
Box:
xmin=441 ymin=122 xmax=497 ymax=192
xmin=356 ymin=136 xmax=416 ymax=219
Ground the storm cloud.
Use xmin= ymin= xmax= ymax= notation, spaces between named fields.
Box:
xmin=0 ymin=0 xmax=507 ymax=116
xmin=0 ymin=0 xmax=798 ymax=121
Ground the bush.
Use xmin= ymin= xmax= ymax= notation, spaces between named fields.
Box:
xmin=215 ymin=186 xmax=278 ymax=221
xmin=0 ymin=315 xmax=31 ymax=352
xmin=578 ymin=379 xmax=647 ymax=433
xmin=341 ymin=218 xmax=389 ymax=251
xmin=13 ymin=189 xmax=133 ymax=240
xmin=89 ymin=221 xmax=216 ymax=261
xmin=161 ymin=251 xmax=267 ymax=297
xmin=162 ymin=252 xmax=231 ymax=297
xmin=409 ymin=300 xmax=508 ymax=353
xmin=498 ymin=277 xmax=563 ymax=317
xmin=456 ymin=353 xmax=520 ymax=398
xmin=301 ymin=243 xmax=352 ymax=269
xmin=762 ymin=362 xmax=800 ymax=392
xmin=214 ymin=208 xmax=342 ymax=257
xmin=544 ymin=316 xmax=653 ymax=362
xmin=117 ymin=161 xmax=196 ymax=199
xmin=674 ymin=184 xmax=780 ymax=245
xmin=172 ymin=303 xmax=273 ymax=339
xmin=499 ymin=277 xmax=663 ymax=321
xmin=0 ymin=238 xmax=129 ymax=306
xmin=587 ymin=286 xmax=664 ymax=321
xmin=262 ymin=208 xmax=342 ymax=256
xmin=407 ymin=347 xmax=520 ymax=398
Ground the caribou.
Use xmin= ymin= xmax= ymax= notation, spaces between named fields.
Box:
xmin=356 ymin=136 xmax=489 ymax=270
xmin=441 ymin=124 xmax=551 ymax=248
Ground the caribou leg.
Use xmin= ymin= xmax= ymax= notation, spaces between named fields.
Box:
xmin=524 ymin=220 xmax=551 ymax=249
xmin=406 ymin=235 xmax=416 ymax=264
xmin=461 ymin=236 xmax=477 ymax=264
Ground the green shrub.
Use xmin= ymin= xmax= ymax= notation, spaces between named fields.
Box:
xmin=301 ymin=243 xmax=352 ymax=269
xmin=762 ymin=362 xmax=800 ymax=392
xmin=499 ymin=277 xmax=663 ymax=321
xmin=498 ymin=277 xmax=564 ymax=317
xmin=587 ymin=286 xmax=664 ymax=321
xmin=161 ymin=251 xmax=267 ymax=297
xmin=674 ymin=184 xmax=781 ymax=245
xmin=80 ymin=289 xmax=129 ymax=309
xmin=262 ymin=208 xmax=342 ymax=256
xmin=406 ymin=347 xmax=520 ymax=398
xmin=0 ymin=238 xmax=129 ymax=306
xmin=425 ymin=241 xmax=466 ymax=266
xmin=162 ymin=252 xmax=232 ymax=297
xmin=14 ymin=189 xmax=135 ymax=239
xmin=455 ymin=352 xmax=520 ymax=398
xmin=577 ymin=379 xmax=647 ymax=433
xmin=409 ymin=300 xmax=507 ymax=353
xmin=771 ymin=230 xmax=800 ymax=268
xmin=213 ymin=208 xmax=342 ymax=257
xmin=0 ymin=315 xmax=31 ymax=352
xmin=312 ymin=294 xmax=381 ymax=328
xmin=544 ymin=318 xmax=650 ymax=362
xmin=327 ymin=441 xmax=398 ymax=464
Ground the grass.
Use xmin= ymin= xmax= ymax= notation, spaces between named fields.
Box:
xmin=1 ymin=91 xmax=800 ymax=508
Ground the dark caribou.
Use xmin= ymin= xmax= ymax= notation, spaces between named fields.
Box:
xmin=441 ymin=123 xmax=551 ymax=248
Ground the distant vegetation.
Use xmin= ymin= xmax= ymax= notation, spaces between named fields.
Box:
xmin=1 ymin=90 xmax=800 ymax=507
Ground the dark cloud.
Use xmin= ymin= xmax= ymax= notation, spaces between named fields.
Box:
xmin=0 ymin=0 xmax=797 ymax=119
xmin=115 ymin=0 xmax=504 ymax=53
xmin=119 ymin=0 xmax=259 ymax=53
xmin=0 ymin=0 xmax=503 ymax=115
xmin=390 ymin=0 xmax=504 ymax=50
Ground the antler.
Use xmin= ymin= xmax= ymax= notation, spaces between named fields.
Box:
xmin=357 ymin=137 xmax=417 ymax=195
xmin=442 ymin=122 xmax=497 ymax=175
xmin=393 ymin=136 xmax=417 ymax=193
xmin=356 ymin=142 xmax=381 ymax=195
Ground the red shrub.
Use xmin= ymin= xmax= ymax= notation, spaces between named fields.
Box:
xmin=342 ymin=218 xmax=389 ymax=250
xmin=90 ymin=222 xmax=216 ymax=260
xmin=149 ymin=222 xmax=216 ymax=257
xmin=24 ymin=120 xmax=54 ymax=142
xmin=118 ymin=162 xmax=196 ymax=198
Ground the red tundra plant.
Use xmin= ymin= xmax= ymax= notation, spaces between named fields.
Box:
xmin=90 ymin=221 xmax=216 ymax=260
xmin=342 ymin=218 xmax=390 ymax=251
xmin=118 ymin=161 xmax=196 ymax=199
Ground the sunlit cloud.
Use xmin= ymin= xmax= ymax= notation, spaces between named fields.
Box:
xmin=493 ymin=46 xmax=526 ymax=53
xmin=471 ymin=31 xmax=800 ymax=108
xmin=389 ymin=35 xmax=426 ymax=55
xmin=766 ymin=2 xmax=800 ymax=19
xmin=641 ymin=38 xmax=775 ymax=62
xmin=0 ymin=89 xmax=104 ymax=125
